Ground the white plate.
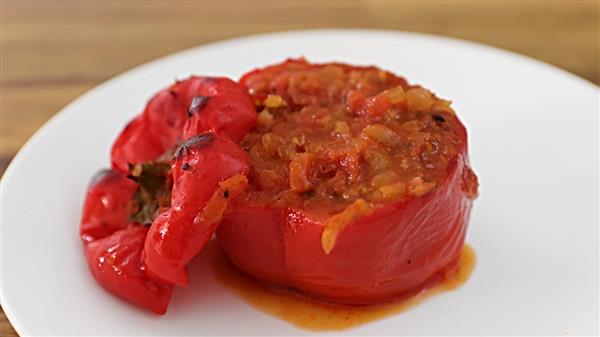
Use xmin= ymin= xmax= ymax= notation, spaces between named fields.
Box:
xmin=1 ymin=29 xmax=598 ymax=336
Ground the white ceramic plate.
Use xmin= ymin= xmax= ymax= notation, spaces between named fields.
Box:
xmin=1 ymin=29 xmax=598 ymax=336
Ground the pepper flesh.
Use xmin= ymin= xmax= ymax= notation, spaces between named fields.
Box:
xmin=142 ymin=133 xmax=250 ymax=287
xmin=80 ymin=169 xmax=137 ymax=243
xmin=85 ymin=226 xmax=173 ymax=314
xmin=219 ymin=158 xmax=473 ymax=304
xmin=82 ymin=76 xmax=255 ymax=313
xmin=80 ymin=169 xmax=173 ymax=314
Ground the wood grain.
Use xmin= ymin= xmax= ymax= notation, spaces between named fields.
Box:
xmin=1 ymin=1 xmax=598 ymax=335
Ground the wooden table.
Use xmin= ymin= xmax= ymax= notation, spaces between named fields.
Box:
xmin=1 ymin=1 xmax=598 ymax=335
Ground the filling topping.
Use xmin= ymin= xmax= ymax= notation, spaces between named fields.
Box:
xmin=241 ymin=62 xmax=467 ymax=216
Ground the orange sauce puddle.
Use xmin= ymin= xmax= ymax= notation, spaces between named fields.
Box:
xmin=209 ymin=243 xmax=476 ymax=331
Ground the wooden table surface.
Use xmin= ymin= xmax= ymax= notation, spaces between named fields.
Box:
xmin=1 ymin=1 xmax=598 ymax=335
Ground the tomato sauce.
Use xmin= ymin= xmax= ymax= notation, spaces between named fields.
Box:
xmin=210 ymin=240 xmax=476 ymax=331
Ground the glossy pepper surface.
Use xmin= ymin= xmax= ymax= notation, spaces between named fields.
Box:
xmin=143 ymin=133 xmax=250 ymax=287
xmin=82 ymin=75 xmax=255 ymax=313
xmin=216 ymin=60 xmax=478 ymax=304
xmin=111 ymin=76 xmax=255 ymax=172
xmin=218 ymin=157 xmax=475 ymax=304
xmin=80 ymin=169 xmax=173 ymax=314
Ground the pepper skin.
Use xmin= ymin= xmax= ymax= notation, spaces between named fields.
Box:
xmin=143 ymin=133 xmax=250 ymax=287
xmin=84 ymin=76 xmax=255 ymax=314
xmin=111 ymin=77 xmax=256 ymax=172
xmin=80 ymin=169 xmax=137 ymax=243
xmin=218 ymin=155 xmax=475 ymax=304
xmin=85 ymin=226 xmax=173 ymax=314
xmin=80 ymin=169 xmax=173 ymax=314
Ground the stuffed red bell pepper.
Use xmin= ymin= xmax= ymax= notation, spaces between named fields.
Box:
xmin=217 ymin=59 xmax=479 ymax=304
xmin=80 ymin=59 xmax=478 ymax=314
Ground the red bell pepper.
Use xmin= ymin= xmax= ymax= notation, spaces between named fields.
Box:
xmin=85 ymin=226 xmax=173 ymax=314
xmin=218 ymin=156 xmax=476 ymax=304
xmin=143 ymin=133 xmax=250 ymax=287
xmin=82 ymin=75 xmax=256 ymax=314
xmin=216 ymin=59 xmax=478 ymax=304
xmin=81 ymin=59 xmax=479 ymax=314
xmin=80 ymin=169 xmax=173 ymax=314
xmin=80 ymin=169 xmax=137 ymax=243
xmin=111 ymin=76 xmax=255 ymax=172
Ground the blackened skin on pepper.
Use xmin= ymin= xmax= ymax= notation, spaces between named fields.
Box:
xmin=174 ymin=133 xmax=215 ymax=159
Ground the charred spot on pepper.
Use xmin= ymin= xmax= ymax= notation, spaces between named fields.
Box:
xmin=223 ymin=190 xmax=230 ymax=199
xmin=174 ymin=133 xmax=215 ymax=159
xmin=187 ymin=95 xmax=210 ymax=117
xmin=432 ymin=114 xmax=445 ymax=123
xmin=181 ymin=163 xmax=191 ymax=171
